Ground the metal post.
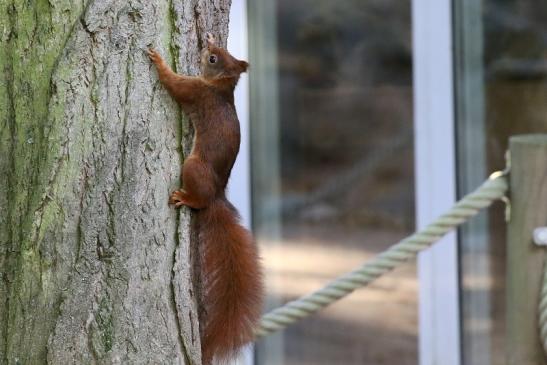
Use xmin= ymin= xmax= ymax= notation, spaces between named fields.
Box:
xmin=507 ymin=134 xmax=547 ymax=365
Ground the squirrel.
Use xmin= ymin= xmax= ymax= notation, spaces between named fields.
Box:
xmin=148 ymin=33 xmax=264 ymax=364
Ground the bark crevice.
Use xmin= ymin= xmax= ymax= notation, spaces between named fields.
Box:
xmin=171 ymin=211 xmax=191 ymax=363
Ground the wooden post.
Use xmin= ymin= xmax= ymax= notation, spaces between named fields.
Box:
xmin=507 ymin=134 xmax=547 ymax=365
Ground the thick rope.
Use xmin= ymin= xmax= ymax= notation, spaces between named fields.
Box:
xmin=256 ymin=174 xmax=508 ymax=338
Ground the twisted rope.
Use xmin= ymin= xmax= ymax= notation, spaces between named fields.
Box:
xmin=256 ymin=174 xmax=508 ymax=338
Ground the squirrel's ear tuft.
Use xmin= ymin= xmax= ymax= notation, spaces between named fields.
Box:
xmin=238 ymin=60 xmax=249 ymax=73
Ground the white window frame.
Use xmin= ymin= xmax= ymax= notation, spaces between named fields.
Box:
xmin=227 ymin=1 xmax=253 ymax=364
xmin=413 ymin=0 xmax=461 ymax=365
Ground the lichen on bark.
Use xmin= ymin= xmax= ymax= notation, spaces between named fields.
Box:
xmin=0 ymin=0 xmax=231 ymax=364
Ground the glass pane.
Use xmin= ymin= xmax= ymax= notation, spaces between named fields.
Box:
xmin=455 ymin=1 xmax=547 ymax=364
xmin=249 ymin=1 xmax=416 ymax=364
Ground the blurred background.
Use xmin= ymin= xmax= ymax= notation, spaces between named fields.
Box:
xmin=250 ymin=1 xmax=415 ymax=365
xmin=227 ymin=0 xmax=547 ymax=364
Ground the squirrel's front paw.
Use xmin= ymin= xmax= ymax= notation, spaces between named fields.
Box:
xmin=147 ymin=48 xmax=162 ymax=65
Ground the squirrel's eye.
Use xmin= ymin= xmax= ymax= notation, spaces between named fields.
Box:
xmin=209 ymin=54 xmax=217 ymax=64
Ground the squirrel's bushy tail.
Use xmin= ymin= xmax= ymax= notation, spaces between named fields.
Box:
xmin=197 ymin=196 xmax=263 ymax=364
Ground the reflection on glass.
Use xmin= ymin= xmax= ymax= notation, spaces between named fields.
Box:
xmin=456 ymin=1 xmax=547 ymax=364
xmin=249 ymin=1 xmax=416 ymax=364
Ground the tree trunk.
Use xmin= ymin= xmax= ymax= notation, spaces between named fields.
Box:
xmin=0 ymin=0 xmax=230 ymax=364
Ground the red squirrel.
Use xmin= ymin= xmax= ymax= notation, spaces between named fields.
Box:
xmin=148 ymin=33 xmax=263 ymax=364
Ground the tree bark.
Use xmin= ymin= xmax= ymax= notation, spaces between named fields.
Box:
xmin=0 ymin=0 xmax=230 ymax=364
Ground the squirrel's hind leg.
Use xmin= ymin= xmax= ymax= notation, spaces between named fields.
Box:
xmin=169 ymin=156 xmax=215 ymax=209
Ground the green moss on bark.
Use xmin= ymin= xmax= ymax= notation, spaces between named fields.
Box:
xmin=1 ymin=0 xmax=87 ymax=363
xmin=96 ymin=298 xmax=114 ymax=354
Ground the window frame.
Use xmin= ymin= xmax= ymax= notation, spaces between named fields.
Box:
xmin=227 ymin=1 xmax=254 ymax=364
xmin=412 ymin=0 xmax=461 ymax=364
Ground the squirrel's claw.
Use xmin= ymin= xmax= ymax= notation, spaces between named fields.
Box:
xmin=169 ymin=190 xmax=186 ymax=207
xmin=147 ymin=48 xmax=161 ymax=64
